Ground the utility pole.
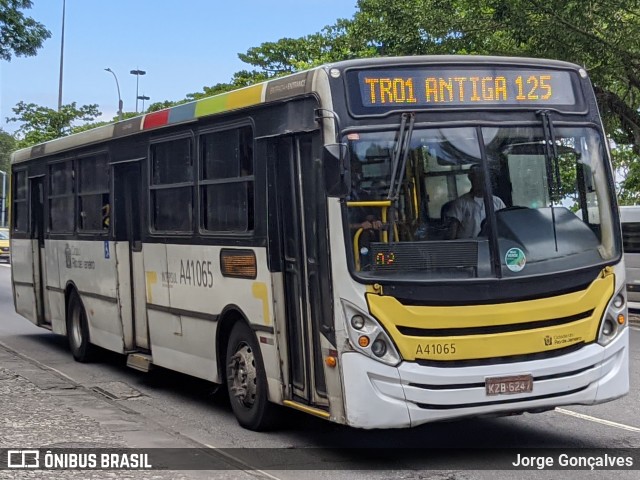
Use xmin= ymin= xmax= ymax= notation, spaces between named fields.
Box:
xmin=57 ymin=0 xmax=66 ymax=111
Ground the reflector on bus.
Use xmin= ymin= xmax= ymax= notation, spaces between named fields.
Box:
xmin=220 ymin=249 xmax=257 ymax=279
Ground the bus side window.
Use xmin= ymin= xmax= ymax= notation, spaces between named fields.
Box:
xmin=78 ymin=154 xmax=110 ymax=233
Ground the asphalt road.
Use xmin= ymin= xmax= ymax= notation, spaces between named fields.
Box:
xmin=0 ymin=262 xmax=639 ymax=479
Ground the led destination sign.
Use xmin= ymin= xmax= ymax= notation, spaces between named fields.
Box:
xmin=355 ymin=68 xmax=578 ymax=110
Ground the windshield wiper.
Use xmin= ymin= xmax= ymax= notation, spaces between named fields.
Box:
xmin=387 ymin=112 xmax=415 ymax=201
xmin=537 ymin=109 xmax=560 ymax=251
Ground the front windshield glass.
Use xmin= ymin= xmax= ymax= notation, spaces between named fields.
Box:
xmin=344 ymin=126 xmax=618 ymax=281
xmin=0 ymin=231 xmax=8 ymax=240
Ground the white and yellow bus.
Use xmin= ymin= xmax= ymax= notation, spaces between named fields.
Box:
xmin=10 ymin=56 xmax=628 ymax=430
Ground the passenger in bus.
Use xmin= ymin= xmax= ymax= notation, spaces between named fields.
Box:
xmin=446 ymin=165 xmax=505 ymax=239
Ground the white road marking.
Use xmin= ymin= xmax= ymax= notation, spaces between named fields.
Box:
xmin=204 ymin=443 xmax=283 ymax=480
xmin=555 ymin=408 xmax=640 ymax=433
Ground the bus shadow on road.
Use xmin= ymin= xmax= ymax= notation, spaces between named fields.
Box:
xmin=18 ymin=330 xmax=619 ymax=454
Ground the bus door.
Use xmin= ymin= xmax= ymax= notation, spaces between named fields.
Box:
xmin=271 ymin=134 xmax=330 ymax=406
xmin=29 ymin=176 xmax=47 ymax=324
xmin=113 ymin=161 xmax=149 ymax=350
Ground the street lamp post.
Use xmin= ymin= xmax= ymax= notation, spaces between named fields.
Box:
xmin=130 ymin=69 xmax=146 ymax=113
xmin=104 ymin=68 xmax=123 ymax=121
xmin=57 ymin=0 xmax=66 ymax=112
xmin=137 ymin=95 xmax=150 ymax=112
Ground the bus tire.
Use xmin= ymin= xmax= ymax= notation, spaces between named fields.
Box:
xmin=225 ymin=321 xmax=277 ymax=431
xmin=66 ymin=290 xmax=95 ymax=362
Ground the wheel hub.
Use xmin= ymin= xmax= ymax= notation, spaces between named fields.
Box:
xmin=228 ymin=344 xmax=257 ymax=407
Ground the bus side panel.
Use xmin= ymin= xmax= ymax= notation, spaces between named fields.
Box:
xmin=44 ymin=239 xmax=65 ymax=334
xmin=114 ymin=241 xmax=134 ymax=350
xmin=11 ymin=238 xmax=38 ymax=325
xmin=144 ymin=244 xmax=280 ymax=387
xmin=54 ymin=239 xmax=124 ymax=353
xmin=143 ymin=242 xmax=217 ymax=381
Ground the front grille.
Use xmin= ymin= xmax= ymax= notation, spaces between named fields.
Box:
xmin=397 ymin=309 xmax=594 ymax=337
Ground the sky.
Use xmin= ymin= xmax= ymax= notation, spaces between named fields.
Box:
xmin=0 ymin=0 xmax=358 ymax=134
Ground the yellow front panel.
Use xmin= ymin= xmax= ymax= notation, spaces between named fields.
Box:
xmin=367 ymin=272 xmax=614 ymax=361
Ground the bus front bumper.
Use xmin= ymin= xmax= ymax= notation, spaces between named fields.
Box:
xmin=340 ymin=329 xmax=629 ymax=429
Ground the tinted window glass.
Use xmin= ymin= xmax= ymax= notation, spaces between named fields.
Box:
xmin=202 ymin=183 xmax=250 ymax=232
xmin=152 ymin=187 xmax=192 ymax=231
xmin=79 ymin=154 xmax=109 ymax=192
xmin=78 ymin=155 xmax=110 ymax=231
xmin=200 ymin=125 xmax=254 ymax=233
xmin=49 ymin=161 xmax=74 ymax=232
xmin=151 ymin=138 xmax=192 ymax=184
xmin=150 ymin=137 xmax=194 ymax=232
xmin=12 ymin=170 xmax=28 ymax=232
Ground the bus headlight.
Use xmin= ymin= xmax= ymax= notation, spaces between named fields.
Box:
xmin=341 ymin=300 xmax=401 ymax=367
xmin=598 ymin=289 xmax=627 ymax=346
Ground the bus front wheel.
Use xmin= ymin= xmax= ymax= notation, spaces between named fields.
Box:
xmin=66 ymin=290 xmax=95 ymax=362
xmin=225 ymin=321 xmax=277 ymax=431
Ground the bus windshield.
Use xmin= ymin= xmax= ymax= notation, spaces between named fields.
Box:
xmin=345 ymin=125 xmax=619 ymax=280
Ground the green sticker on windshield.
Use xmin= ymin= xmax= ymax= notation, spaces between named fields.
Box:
xmin=505 ymin=247 xmax=526 ymax=272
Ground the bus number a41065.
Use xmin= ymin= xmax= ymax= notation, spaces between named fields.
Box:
xmin=180 ymin=259 xmax=214 ymax=288
xmin=415 ymin=343 xmax=456 ymax=355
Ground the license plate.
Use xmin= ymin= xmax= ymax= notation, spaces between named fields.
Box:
xmin=485 ymin=374 xmax=533 ymax=396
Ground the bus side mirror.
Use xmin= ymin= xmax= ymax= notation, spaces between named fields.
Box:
xmin=323 ymin=143 xmax=349 ymax=197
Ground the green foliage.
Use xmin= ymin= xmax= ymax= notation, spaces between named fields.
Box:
xmin=351 ymin=0 xmax=640 ymax=154
xmin=0 ymin=0 xmax=51 ymax=61
xmin=612 ymin=144 xmax=640 ymax=205
xmin=145 ymin=100 xmax=182 ymax=113
xmin=0 ymin=129 xmax=16 ymax=173
xmin=238 ymin=19 xmax=373 ymax=74
xmin=7 ymin=101 xmax=101 ymax=148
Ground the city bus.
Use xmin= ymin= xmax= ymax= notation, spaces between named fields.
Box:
xmin=620 ymin=206 xmax=640 ymax=310
xmin=10 ymin=56 xmax=628 ymax=430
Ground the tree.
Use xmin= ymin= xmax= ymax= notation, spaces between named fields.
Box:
xmin=612 ymin=144 xmax=640 ymax=205
xmin=351 ymin=0 xmax=640 ymax=153
xmin=0 ymin=129 xmax=16 ymax=174
xmin=7 ymin=101 xmax=101 ymax=148
xmin=238 ymin=19 xmax=373 ymax=74
xmin=0 ymin=0 xmax=51 ymax=61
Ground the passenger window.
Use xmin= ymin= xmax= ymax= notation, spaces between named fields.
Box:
xmin=49 ymin=161 xmax=75 ymax=232
xmin=12 ymin=170 xmax=28 ymax=232
xmin=78 ymin=154 xmax=110 ymax=232
xmin=150 ymin=137 xmax=193 ymax=232
xmin=200 ymin=125 xmax=254 ymax=232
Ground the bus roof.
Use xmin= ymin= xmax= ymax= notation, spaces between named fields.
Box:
xmin=11 ymin=55 xmax=584 ymax=164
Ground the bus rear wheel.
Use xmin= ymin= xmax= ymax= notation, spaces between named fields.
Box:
xmin=225 ymin=321 xmax=277 ymax=431
xmin=66 ymin=290 xmax=95 ymax=362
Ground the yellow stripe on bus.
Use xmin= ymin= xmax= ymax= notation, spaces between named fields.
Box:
xmin=367 ymin=272 xmax=614 ymax=361
xmin=252 ymin=281 xmax=271 ymax=326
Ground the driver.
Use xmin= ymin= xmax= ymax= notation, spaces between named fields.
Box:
xmin=447 ymin=165 xmax=505 ymax=239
